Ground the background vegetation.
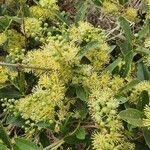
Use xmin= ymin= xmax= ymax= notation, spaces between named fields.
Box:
xmin=0 ymin=0 xmax=150 ymax=149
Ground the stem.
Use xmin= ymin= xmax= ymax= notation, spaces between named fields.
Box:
xmin=44 ymin=139 xmax=64 ymax=150
xmin=4 ymin=19 xmax=13 ymax=33
xmin=4 ymin=3 xmax=22 ymax=33
xmin=20 ymin=0 xmax=27 ymax=50
xmin=0 ymin=62 xmax=51 ymax=71
xmin=43 ymin=121 xmax=81 ymax=150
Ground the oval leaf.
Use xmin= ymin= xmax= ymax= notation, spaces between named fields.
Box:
xmin=0 ymin=123 xmax=12 ymax=149
xmin=119 ymin=108 xmax=144 ymax=127
xmin=76 ymin=86 xmax=87 ymax=101
xmin=143 ymin=127 xmax=150 ymax=149
xmin=15 ymin=138 xmax=41 ymax=150
xmin=75 ymin=127 xmax=86 ymax=140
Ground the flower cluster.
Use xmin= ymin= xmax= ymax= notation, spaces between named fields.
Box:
xmin=92 ymin=131 xmax=135 ymax=150
xmin=69 ymin=21 xmax=106 ymax=43
xmin=102 ymin=1 xmax=119 ymax=15
xmin=144 ymin=36 xmax=150 ymax=48
xmin=124 ymin=7 xmax=137 ymax=22
xmin=0 ymin=67 xmax=9 ymax=84
xmin=7 ymin=48 xmax=25 ymax=63
xmin=143 ymin=105 xmax=150 ymax=127
xmin=146 ymin=0 xmax=150 ymax=5
xmin=0 ymin=30 xmax=25 ymax=63
xmin=39 ymin=0 xmax=59 ymax=11
xmin=15 ymin=87 xmax=64 ymax=123
xmin=0 ymin=66 xmax=18 ymax=84
xmin=86 ymin=44 xmax=110 ymax=71
xmin=129 ymin=81 xmax=150 ymax=103
xmin=29 ymin=6 xmax=55 ymax=20
xmin=81 ymin=71 xmax=134 ymax=149
xmin=1 ymin=0 xmax=150 ymax=148
xmin=143 ymin=35 xmax=150 ymax=66
xmin=5 ymin=29 xmax=25 ymax=51
xmin=146 ymin=55 xmax=150 ymax=66
xmin=22 ymin=48 xmax=60 ymax=74
xmin=1 ymin=21 xmax=110 ymax=136
xmin=25 ymin=0 xmax=58 ymax=23
xmin=22 ymin=17 xmax=43 ymax=38
xmin=0 ymin=98 xmax=15 ymax=112
xmin=0 ymin=33 xmax=7 ymax=46
xmin=101 ymin=0 xmax=139 ymax=22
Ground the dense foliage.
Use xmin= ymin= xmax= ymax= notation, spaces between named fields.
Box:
xmin=0 ymin=0 xmax=150 ymax=149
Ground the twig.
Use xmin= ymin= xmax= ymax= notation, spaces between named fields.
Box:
xmin=44 ymin=139 xmax=64 ymax=150
xmin=0 ymin=62 xmax=51 ymax=71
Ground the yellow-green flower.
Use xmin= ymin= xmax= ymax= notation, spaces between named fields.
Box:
xmin=146 ymin=55 xmax=150 ymax=66
xmin=92 ymin=130 xmax=135 ymax=150
xmin=144 ymin=36 xmax=150 ymax=48
xmin=0 ymin=66 xmax=8 ymax=84
xmin=102 ymin=1 xmax=119 ymax=14
xmin=69 ymin=21 xmax=106 ymax=43
xmin=124 ymin=7 xmax=137 ymax=22
xmin=22 ymin=17 xmax=42 ymax=37
xmin=86 ymin=43 xmax=110 ymax=71
xmin=15 ymin=87 xmax=65 ymax=123
xmin=39 ymin=0 xmax=59 ymax=11
xmin=129 ymin=81 xmax=150 ymax=103
xmin=22 ymin=48 xmax=60 ymax=74
xmin=143 ymin=105 xmax=150 ymax=127
xmin=146 ymin=0 xmax=150 ymax=5
xmin=0 ymin=33 xmax=7 ymax=46
xmin=6 ymin=29 xmax=25 ymax=51
xmin=29 ymin=6 xmax=55 ymax=20
xmin=92 ymin=131 xmax=123 ymax=150
xmin=0 ymin=66 xmax=18 ymax=84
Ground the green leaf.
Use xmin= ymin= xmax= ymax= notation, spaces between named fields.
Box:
xmin=123 ymin=51 xmax=134 ymax=77
xmin=118 ymin=40 xmax=132 ymax=57
xmin=105 ymin=57 xmax=122 ymax=72
xmin=12 ymin=71 xmax=26 ymax=95
xmin=76 ymin=86 xmax=87 ymax=101
xmin=135 ymin=142 xmax=150 ymax=150
xmin=119 ymin=0 xmax=128 ymax=4
xmin=116 ymin=96 xmax=128 ymax=104
xmin=119 ymin=79 xmax=140 ymax=94
xmin=78 ymin=41 xmax=100 ymax=57
xmin=91 ymin=0 xmax=103 ymax=6
xmin=33 ymin=0 xmax=39 ymax=5
xmin=6 ymin=115 xmax=24 ymax=127
xmin=15 ymin=138 xmax=41 ymax=150
xmin=0 ymin=143 xmax=9 ymax=150
xmin=0 ymin=123 xmax=12 ymax=149
xmin=75 ymin=0 xmax=88 ymax=24
xmin=119 ymin=108 xmax=144 ymax=127
xmin=138 ymin=19 xmax=150 ymax=40
xmin=143 ymin=128 xmax=150 ymax=149
xmin=0 ymin=16 xmax=10 ymax=32
xmin=55 ymin=12 xmax=69 ymax=26
xmin=135 ymin=47 xmax=150 ymax=55
xmin=11 ymin=16 xmax=22 ymax=24
xmin=108 ymin=45 xmax=116 ymax=53
xmin=0 ymin=86 xmax=22 ymax=99
xmin=39 ymin=132 xmax=51 ymax=148
xmin=137 ymin=62 xmax=150 ymax=81
xmin=137 ymin=91 xmax=149 ymax=111
xmin=118 ymin=17 xmax=133 ymax=43
xmin=117 ymin=41 xmax=133 ymax=77
xmin=36 ymin=121 xmax=51 ymax=129
xmin=75 ymin=127 xmax=86 ymax=140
